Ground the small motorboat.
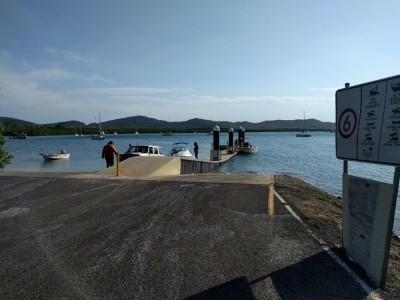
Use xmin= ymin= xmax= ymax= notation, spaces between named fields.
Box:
xmin=40 ymin=153 xmax=70 ymax=161
xmin=169 ymin=142 xmax=194 ymax=157
xmin=239 ymin=141 xmax=259 ymax=154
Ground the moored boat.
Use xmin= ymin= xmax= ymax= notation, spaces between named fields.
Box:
xmin=296 ymin=112 xmax=311 ymax=137
xmin=91 ymin=131 xmax=105 ymax=140
xmin=239 ymin=142 xmax=259 ymax=154
xmin=9 ymin=132 xmax=27 ymax=139
xmin=40 ymin=153 xmax=70 ymax=161
xmin=296 ymin=131 xmax=311 ymax=137
xmin=169 ymin=142 xmax=194 ymax=157
xmin=92 ymin=113 xmax=105 ymax=140
xmin=120 ymin=144 xmax=164 ymax=161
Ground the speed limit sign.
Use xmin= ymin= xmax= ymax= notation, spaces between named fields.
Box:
xmin=336 ymin=85 xmax=360 ymax=160
xmin=338 ymin=108 xmax=357 ymax=139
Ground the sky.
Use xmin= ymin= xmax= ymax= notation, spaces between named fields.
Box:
xmin=1 ymin=0 xmax=400 ymax=125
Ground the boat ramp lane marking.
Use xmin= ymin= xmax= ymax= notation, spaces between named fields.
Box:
xmin=273 ymin=190 xmax=382 ymax=300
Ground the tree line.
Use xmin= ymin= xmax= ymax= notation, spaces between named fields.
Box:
xmin=2 ymin=123 xmax=323 ymax=137
xmin=0 ymin=122 xmax=13 ymax=168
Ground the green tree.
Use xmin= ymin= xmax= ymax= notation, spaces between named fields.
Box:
xmin=0 ymin=122 xmax=13 ymax=168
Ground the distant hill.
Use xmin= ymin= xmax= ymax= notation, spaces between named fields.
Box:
xmin=0 ymin=116 xmax=335 ymax=131
xmin=44 ymin=120 xmax=86 ymax=128
xmin=0 ymin=117 xmax=35 ymax=126
xmin=92 ymin=115 xmax=170 ymax=129
xmin=256 ymin=119 xmax=335 ymax=130
xmin=0 ymin=117 xmax=85 ymax=128
xmin=99 ymin=116 xmax=335 ymax=131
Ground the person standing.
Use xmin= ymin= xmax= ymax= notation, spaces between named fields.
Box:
xmin=102 ymin=141 xmax=118 ymax=168
xmin=194 ymin=142 xmax=199 ymax=159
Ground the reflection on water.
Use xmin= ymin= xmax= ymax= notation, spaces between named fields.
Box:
xmin=40 ymin=158 xmax=71 ymax=171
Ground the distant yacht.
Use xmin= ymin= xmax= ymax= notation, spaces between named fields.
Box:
xmin=91 ymin=113 xmax=105 ymax=140
xmin=296 ymin=112 xmax=311 ymax=138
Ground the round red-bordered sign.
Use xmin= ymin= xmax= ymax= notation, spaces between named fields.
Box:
xmin=338 ymin=108 xmax=357 ymax=138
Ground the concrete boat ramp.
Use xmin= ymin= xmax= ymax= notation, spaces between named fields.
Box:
xmin=98 ymin=151 xmax=238 ymax=178
xmin=0 ymin=162 xmax=381 ymax=299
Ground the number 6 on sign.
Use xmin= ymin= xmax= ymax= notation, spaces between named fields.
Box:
xmin=339 ymin=108 xmax=357 ymax=139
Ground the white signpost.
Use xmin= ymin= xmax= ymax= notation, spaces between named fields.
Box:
xmin=336 ymin=75 xmax=400 ymax=288
xmin=336 ymin=75 xmax=400 ymax=165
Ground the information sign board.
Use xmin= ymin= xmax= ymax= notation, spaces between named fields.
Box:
xmin=336 ymin=75 xmax=400 ymax=166
xmin=343 ymin=174 xmax=395 ymax=287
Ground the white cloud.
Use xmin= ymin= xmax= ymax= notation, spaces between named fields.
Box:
xmin=1 ymin=64 xmax=335 ymax=123
xmin=28 ymin=67 xmax=113 ymax=84
xmin=44 ymin=48 xmax=97 ymax=64
xmin=306 ymin=87 xmax=342 ymax=92
xmin=76 ymin=86 xmax=191 ymax=95
xmin=85 ymin=74 xmax=115 ymax=84
xmin=30 ymin=67 xmax=74 ymax=81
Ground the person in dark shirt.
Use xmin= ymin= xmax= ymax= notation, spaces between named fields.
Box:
xmin=102 ymin=141 xmax=118 ymax=168
xmin=194 ymin=142 xmax=199 ymax=159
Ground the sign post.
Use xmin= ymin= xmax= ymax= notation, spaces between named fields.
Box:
xmin=336 ymin=75 xmax=400 ymax=288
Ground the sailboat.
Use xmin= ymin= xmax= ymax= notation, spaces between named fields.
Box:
xmin=91 ymin=113 xmax=105 ymax=140
xmin=296 ymin=112 xmax=311 ymax=137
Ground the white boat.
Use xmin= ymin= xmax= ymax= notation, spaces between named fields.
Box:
xmin=120 ymin=145 xmax=164 ymax=161
xmin=92 ymin=113 xmax=105 ymax=140
xmin=296 ymin=131 xmax=311 ymax=137
xmin=169 ymin=142 xmax=194 ymax=157
xmin=9 ymin=132 xmax=27 ymax=139
xmin=239 ymin=142 xmax=259 ymax=154
xmin=92 ymin=131 xmax=105 ymax=140
xmin=162 ymin=132 xmax=173 ymax=136
xmin=296 ymin=112 xmax=311 ymax=137
xmin=40 ymin=153 xmax=70 ymax=161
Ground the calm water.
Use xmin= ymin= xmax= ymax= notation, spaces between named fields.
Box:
xmin=3 ymin=131 xmax=400 ymax=235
